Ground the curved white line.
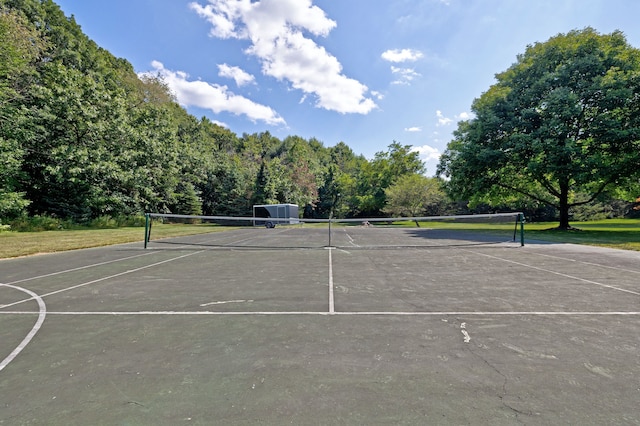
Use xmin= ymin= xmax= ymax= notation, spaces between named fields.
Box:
xmin=0 ymin=284 xmax=47 ymax=372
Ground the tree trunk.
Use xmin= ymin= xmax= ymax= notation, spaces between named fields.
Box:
xmin=558 ymin=182 xmax=570 ymax=230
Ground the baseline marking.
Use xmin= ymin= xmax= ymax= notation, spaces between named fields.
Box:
xmin=2 ymin=311 xmax=640 ymax=316
xmin=0 ymin=284 xmax=46 ymax=372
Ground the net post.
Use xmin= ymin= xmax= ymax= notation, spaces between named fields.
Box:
xmin=328 ymin=214 xmax=332 ymax=248
xmin=144 ymin=213 xmax=150 ymax=249
xmin=519 ymin=213 xmax=525 ymax=246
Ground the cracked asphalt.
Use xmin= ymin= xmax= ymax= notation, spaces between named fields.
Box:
xmin=1 ymin=234 xmax=640 ymax=425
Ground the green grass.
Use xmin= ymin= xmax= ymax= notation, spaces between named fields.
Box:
xmin=523 ymin=219 xmax=640 ymax=251
xmin=0 ymin=223 xmax=222 ymax=259
xmin=384 ymin=218 xmax=640 ymax=251
xmin=1 ymin=218 xmax=639 ymax=259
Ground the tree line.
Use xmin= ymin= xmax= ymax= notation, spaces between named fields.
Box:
xmin=2 ymin=1 xmax=639 ymax=230
xmin=1 ymin=0 xmax=445 ymax=226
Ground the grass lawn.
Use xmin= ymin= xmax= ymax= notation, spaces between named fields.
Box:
xmin=0 ymin=224 xmax=220 ymax=259
xmin=1 ymin=218 xmax=639 ymax=259
xmin=524 ymin=219 xmax=640 ymax=251
xmin=384 ymin=217 xmax=640 ymax=251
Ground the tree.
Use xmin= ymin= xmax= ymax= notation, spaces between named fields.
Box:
xmin=438 ymin=28 xmax=640 ymax=229
xmin=383 ymin=174 xmax=447 ymax=223
xmin=0 ymin=7 xmax=45 ymax=217
xmin=314 ymin=142 xmax=364 ymax=218
xmin=356 ymin=141 xmax=425 ymax=216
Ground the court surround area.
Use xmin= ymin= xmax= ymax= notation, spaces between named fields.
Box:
xmin=1 ymin=223 xmax=640 ymax=425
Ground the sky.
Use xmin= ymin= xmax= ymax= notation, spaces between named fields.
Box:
xmin=54 ymin=0 xmax=640 ymax=176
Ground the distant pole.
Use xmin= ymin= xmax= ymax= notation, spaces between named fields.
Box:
xmin=519 ymin=213 xmax=525 ymax=246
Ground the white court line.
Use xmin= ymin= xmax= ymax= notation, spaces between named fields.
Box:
xmin=468 ymin=250 xmax=640 ymax=296
xmin=328 ymin=247 xmax=335 ymax=314
xmin=4 ymin=250 xmax=157 ymax=286
xmin=528 ymin=251 xmax=640 ymax=275
xmin=2 ymin=310 xmax=640 ymax=316
xmin=344 ymin=230 xmax=358 ymax=247
xmin=1 ymin=251 xmax=204 ymax=309
xmin=0 ymin=284 xmax=46 ymax=372
xmin=200 ymin=300 xmax=253 ymax=307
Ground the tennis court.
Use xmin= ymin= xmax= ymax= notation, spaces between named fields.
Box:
xmin=2 ymin=221 xmax=640 ymax=425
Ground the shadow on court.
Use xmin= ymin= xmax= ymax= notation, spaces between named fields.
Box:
xmin=1 ymin=235 xmax=640 ymax=425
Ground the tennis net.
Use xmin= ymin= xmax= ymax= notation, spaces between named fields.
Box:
xmin=143 ymin=212 xmax=525 ymax=250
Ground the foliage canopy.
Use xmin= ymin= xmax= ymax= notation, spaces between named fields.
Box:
xmin=438 ymin=28 xmax=640 ymax=229
xmin=0 ymin=0 xmax=434 ymax=223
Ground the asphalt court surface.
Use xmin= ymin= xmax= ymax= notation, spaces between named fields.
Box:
xmin=2 ymin=227 xmax=640 ymax=425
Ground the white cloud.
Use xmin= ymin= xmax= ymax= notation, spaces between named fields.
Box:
xmin=370 ymin=90 xmax=384 ymax=100
xmin=381 ymin=48 xmax=424 ymax=63
xmin=141 ymin=61 xmax=285 ymax=126
xmin=190 ymin=0 xmax=377 ymax=114
xmin=412 ymin=144 xmax=441 ymax=162
xmin=435 ymin=110 xmax=474 ymax=126
xmin=390 ymin=66 xmax=421 ymax=85
xmin=436 ymin=110 xmax=453 ymax=126
xmin=217 ymin=63 xmax=255 ymax=87
xmin=404 ymin=126 xmax=422 ymax=132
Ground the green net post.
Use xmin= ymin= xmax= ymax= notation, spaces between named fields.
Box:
xmin=144 ymin=213 xmax=150 ymax=249
xmin=519 ymin=213 xmax=525 ymax=246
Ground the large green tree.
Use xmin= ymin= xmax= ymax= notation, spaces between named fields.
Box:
xmin=383 ymin=174 xmax=447 ymax=220
xmin=438 ymin=28 xmax=640 ymax=229
xmin=1 ymin=0 xmax=441 ymax=224
xmin=356 ymin=141 xmax=425 ymax=216
xmin=0 ymin=7 xmax=45 ymax=217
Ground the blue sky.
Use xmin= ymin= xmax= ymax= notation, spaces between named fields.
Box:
xmin=54 ymin=0 xmax=640 ymax=175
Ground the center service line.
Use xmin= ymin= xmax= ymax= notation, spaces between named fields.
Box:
xmin=328 ymin=247 xmax=335 ymax=314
